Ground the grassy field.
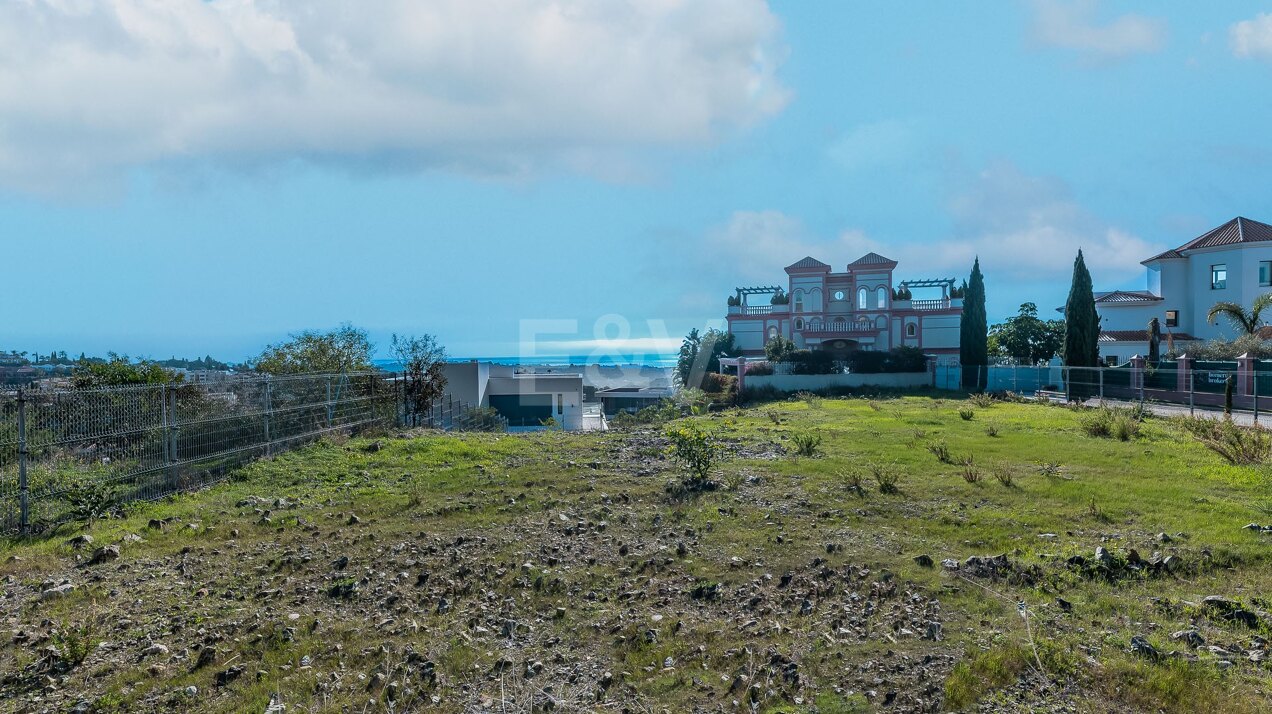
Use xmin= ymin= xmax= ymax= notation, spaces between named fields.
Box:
xmin=2 ymin=394 xmax=1271 ymax=713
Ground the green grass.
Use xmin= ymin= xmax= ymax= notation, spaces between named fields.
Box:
xmin=1 ymin=398 xmax=1270 ymax=712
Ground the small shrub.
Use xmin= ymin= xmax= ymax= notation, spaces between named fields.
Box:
xmin=984 ymin=424 xmax=999 ymax=437
xmin=961 ymin=464 xmax=981 ymax=484
xmin=842 ymin=470 xmax=866 ymax=498
xmin=959 ymin=407 xmax=975 ymax=421
xmin=994 ymin=468 xmax=1015 ymax=488
xmin=969 ymin=393 xmax=995 ymax=408
xmin=1176 ymin=416 xmax=1272 ymax=465
xmin=1082 ymin=406 xmax=1141 ymax=441
xmin=61 ymin=470 xmax=124 ymax=524
xmin=791 ymin=431 xmax=822 ymax=457
xmin=796 ymin=391 xmax=823 ymax=409
xmin=666 ymin=424 xmax=725 ymax=493
xmin=765 ymin=409 xmax=782 ymax=425
xmin=1038 ymin=462 xmax=1063 ymax=477
xmin=745 ymin=362 xmax=774 ymax=376
xmin=871 ymin=463 xmax=900 ymax=494
xmin=867 ymin=400 xmax=883 ymax=411
xmin=611 ymin=411 xmax=637 ymax=429
xmin=927 ymin=440 xmax=954 ymax=464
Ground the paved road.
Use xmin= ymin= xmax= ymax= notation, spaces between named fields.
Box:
xmin=1044 ymin=395 xmax=1268 ymax=427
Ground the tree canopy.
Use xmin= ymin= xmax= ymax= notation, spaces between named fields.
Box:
xmin=675 ymin=328 xmax=738 ymax=389
xmin=988 ymin=302 xmax=1064 ymax=364
xmin=392 ymin=334 xmax=447 ymax=425
xmin=254 ymin=324 xmax=374 ymax=375
xmin=959 ymin=257 xmax=988 ymax=389
xmin=71 ymin=354 xmax=180 ymax=388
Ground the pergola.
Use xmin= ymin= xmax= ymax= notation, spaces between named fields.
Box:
xmin=898 ymin=278 xmax=957 ymax=298
xmin=733 ymin=285 xmax=784 ymax=304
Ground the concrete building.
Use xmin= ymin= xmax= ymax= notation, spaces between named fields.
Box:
xmin=441 ymin=361 xmax=584 ymax=429
xmin=725 ymin=253 xmax=963 ymax=360
xmin=1083 ymin=217 xmax=1272 ymax=363
xmin=595 ymin=386 xmax=675 ymax=415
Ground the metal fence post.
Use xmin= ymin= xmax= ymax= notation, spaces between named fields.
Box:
xmin=1098 ymin=367 xmax=1104 ymax=401
xmin=263 ymin=376 xmax=273 ymax=456
xmin=1064 ymin=367 xmax=1070 ymax=402
xmin=326 ymin=377 xmax=333 ymax=427
xmin=17 ymin=388 xmax=29 ymax=535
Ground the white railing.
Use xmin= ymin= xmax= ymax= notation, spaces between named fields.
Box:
xmin=911 ymin=299 xmax=950 ymax=311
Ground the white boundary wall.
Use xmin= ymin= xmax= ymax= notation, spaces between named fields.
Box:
xmin=746 ymin=372 xmax=931 ymax=392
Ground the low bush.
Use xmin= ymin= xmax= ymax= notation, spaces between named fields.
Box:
xmin=984 ymin=424 xmax=999 ymax=437
xmin=791 ymin=431 xmax=822 ymax=457
xmin=788 ymin=350 xmax=839 ymax=375
xmin=744 ymin=362 xmax=774 ymax=376
xmin=666 ymin=424 xmax=725 ymax=494
xmin=1176 ymin=416 xmax=1272 ymax=465
xmin=961 ymin=463 xmax=981 ymax=483
xmin=765 ymin=409 xmax=782 ymax=425
xmin=1081 ymin=405 xmax=1144 ymax=441
xmin=927 ymin=440 xmax=954 ymax=464
xmin=871 ymin=463 xmax=900 ymax=494
xmin=796 ymin=391 xmax=823 ymax=409
xmin=842 ymin=470 xmax=866 ymax=498
xmin=969 ymin=393 xmax=995 ymax=408
xmin=959 ymin=407 xmax=975 ymax=421
xmin=994 ymin=468 xmax=1016 ymax=488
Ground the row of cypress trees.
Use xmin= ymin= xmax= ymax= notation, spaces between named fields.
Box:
xmin=959 ymin=250 xmax=1100 ymax=390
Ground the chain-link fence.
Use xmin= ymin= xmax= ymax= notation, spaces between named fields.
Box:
xmin=0 ymin=372 xmax=502 ymax=534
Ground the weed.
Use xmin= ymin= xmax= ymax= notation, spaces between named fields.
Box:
xmin=791 ymin=431 xmax=822 ymax=457
xmin=959 ymin=407 xmax=976 ymax=421
xmin=961 ymin=463 xmax=981 ymax=484
xmin=765 ymin=409 xmax=782 ymax=425
xmin=796 ymin=391 xmax=823 ymax=409
xmin=1082 ymin=406 xmax=1141 ymax=441
xmin=1038 ymin=462 xmax=1063 ymax=477
xmin=867 ymin=400 xmax=883 ymax=411
xmin=969 ymin=393 xmax=996 ymax=408
xmin=871 ymin=463 xmax=900 ymax=494
xmin=1176 ymin=416 xmax=1272 ymax=465
xmin=994 ymin=468 xmax=1015 ymax=488
xmin=984 ymin=424 xmax=999 ymax=437
xmin=927 ymin=440 xmax=954 ymax=464
xmin=841 ymin=470 xmax=866 ymax=498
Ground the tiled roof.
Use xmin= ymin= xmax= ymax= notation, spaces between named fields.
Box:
xmin=1141 ymin=248 xmax=1184 ymax=263
xmin=1099 ymin=330 xmax=1198 ymax=342
xmin=1167 ymin=217 xmax=1272 ymax=255
xmin=848 ymin=252 xmax=897 ymax=266
xmin=1093 ymin=290 xmax=1163 ymax=305
xmin=785 ymin=256 xmax=831 ymax=271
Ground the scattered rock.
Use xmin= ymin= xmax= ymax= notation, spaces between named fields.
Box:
xmin=1171 ymin=629 xmax=1205 ymax=649
xmin=1130 ymin=635 xmax=1160 ymax=661
xmin=913 ymin=554 xmax=934 ymax=568
xmin=88 ymin=544 xmax=120 ymax=565
xmin=66 ymin=534 xmax=94 ymax=549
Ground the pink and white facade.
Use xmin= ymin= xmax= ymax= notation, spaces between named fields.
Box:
xmin=725 ymin=253 xmax=963 ymax=359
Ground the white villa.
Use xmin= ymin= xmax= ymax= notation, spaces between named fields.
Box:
xmin=726 ymin=252 xmax=963 ymax=359
xmin=441 ymin=361 xmax=585 ymax=429
xmin=1086 ymin=216 xmax=1272 ymax=363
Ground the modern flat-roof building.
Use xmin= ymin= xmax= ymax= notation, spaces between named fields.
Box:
xmin=595 ymin=386 xmax=675 ymax=415
xmin=1076 ymin=217 xmax=1272 ymax=363
xmin=441 ymin=361 xmax=585 ymax=429
xmin=726 ymin=253 xmax=963 ymax=360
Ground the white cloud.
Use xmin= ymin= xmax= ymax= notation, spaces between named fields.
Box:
xmin=1231 ymin=13 xmax=1272 ymax=61
xmin=708 ymin=163 xmax=1158 ymax=298
xmin=0 ymin=0 xmax=788 ymax=193
xmin=1029 ymin=0 xmax=1166 ymax=63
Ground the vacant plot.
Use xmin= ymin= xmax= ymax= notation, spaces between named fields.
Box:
xmin=2 ymin=396 xmax=1270 ymax=713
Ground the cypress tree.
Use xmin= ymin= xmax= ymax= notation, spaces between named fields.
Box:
xmin=1062 ymin=250 xmax=1100 ymax=368
xmin=959 ymin=258 xmax=988 ymax=390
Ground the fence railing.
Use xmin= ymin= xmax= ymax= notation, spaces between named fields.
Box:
xmin=0 ymin=372 xmax=503 ymax=534
xmin=934 ymin=362 xmax=1271 ymax=422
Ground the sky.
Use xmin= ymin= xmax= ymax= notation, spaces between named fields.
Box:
xmin=4 ymin=1 xmax=1272 ymax=361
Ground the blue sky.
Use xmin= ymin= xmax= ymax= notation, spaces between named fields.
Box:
xmin=4 ymin=1 xmax=1272 ymax=361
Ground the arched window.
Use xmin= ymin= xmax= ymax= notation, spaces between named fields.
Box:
xmin=795 ymin=318 xmax=804 ymax=330
xmin=794 ymin=295 xmax=804 ymax=313
xmin=906 ymin=323 xmax=917 ymax=337
xmin=768 ymin=326 xmax=778 ymax=340
xmin=857 ymin=287 xmax=868 ymax=310
xmin=877 ymin=287 xmax=888 ymax=308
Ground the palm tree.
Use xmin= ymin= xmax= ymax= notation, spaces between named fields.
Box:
xmin=1206 ymin=293 xmax=1272 ymax=334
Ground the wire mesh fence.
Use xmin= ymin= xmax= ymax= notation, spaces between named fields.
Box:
xmin=933 ymin=362 xmax=1269 ymax=420
xmin=0 ymin=372 xmax=502 ymax=534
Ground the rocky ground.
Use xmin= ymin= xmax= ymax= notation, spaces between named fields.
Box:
xmin=2 ymin=398 xmax=1271 ymax=713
